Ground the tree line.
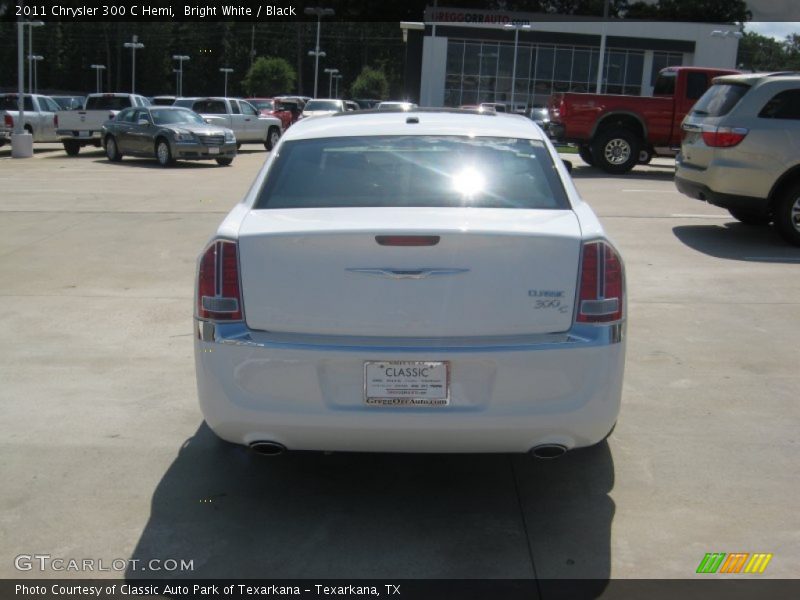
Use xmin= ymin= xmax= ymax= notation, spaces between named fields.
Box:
xmin=0 ymin=21 xmax=406 ymax=98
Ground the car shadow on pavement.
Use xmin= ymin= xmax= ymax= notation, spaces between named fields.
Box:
xmin=125 ymin=422 xmax=613 ymax=591
xmin=673 ymin=223 xmax=800 ymax=263
xmin=90 ymin=158 xmax=221 ymax=169
xmin=569 ymin=164 xmax=675 ymax=181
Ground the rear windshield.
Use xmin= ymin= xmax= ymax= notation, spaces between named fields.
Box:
xmin=85 ymin=96 xmax=133 ymax=110
xmin=691 ymin=83 xmax=749 ymax=117
xmin=0 ymin=96 xmax=33 ymax=111
xmin=251 ymin=100 xmax=274 ymax=110
xmin=255 ymin=136 xmax=569 ymax=210
xmin=151 ymin=108 xmax=204 ymax=125
xmin=304 ymin=100 xmax=341 ymax=111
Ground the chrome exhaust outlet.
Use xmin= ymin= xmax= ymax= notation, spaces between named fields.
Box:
xmin=531 ymin=444 xmax=567 ymax=459
xmin=249 ymin=441 xmax=286 ymax=456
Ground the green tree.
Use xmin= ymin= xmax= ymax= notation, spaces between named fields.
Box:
xmin=737 ymin=31 xmax=790 ymax=72
xmin=350 ymin=66 xmax=389 ymax=99
xmin=242 ymin=57 xmax=296 ymax=96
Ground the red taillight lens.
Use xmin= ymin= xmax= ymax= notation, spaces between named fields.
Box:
xmin=4 ymin=114 xmax=12 ymax=128
xmin=701 ymin=126 xmax=748 ymax=148
xmin=558 ymin=98 xmax=568 ymax=119
xmin=577 ymin=241 xmax=624 ymax=323
xmin=197 ymin=240 xmax=243 ymax=321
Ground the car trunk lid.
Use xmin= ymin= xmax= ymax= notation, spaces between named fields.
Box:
xmin=237 ymin=208 xmax=583 ymax=337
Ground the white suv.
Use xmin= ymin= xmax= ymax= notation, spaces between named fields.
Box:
xmin=675 ymin=73 xmax=800 ymax=246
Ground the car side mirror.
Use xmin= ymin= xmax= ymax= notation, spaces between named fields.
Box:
xmin=562 ymin=159 xmax=573 ymax=173
xmin=137 ymin=119 xmax=150 ymax=126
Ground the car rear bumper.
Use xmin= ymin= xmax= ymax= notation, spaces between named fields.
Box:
xmin=194 ymin=320 xmax=626 ymax=453
xmin=57 ymin=129 xmax=102 ymax=141
xmin=675 ymin=174 xmax=768 ymax=215
xmin=675 ymin=156 xmax=770 ymax=214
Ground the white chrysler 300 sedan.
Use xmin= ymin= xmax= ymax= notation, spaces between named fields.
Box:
xmin=194 ymin=109 xmax=626 ymax=457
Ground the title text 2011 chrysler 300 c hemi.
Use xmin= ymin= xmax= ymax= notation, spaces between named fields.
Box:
xmin=194 ymin=109 xmax=626 ymax=458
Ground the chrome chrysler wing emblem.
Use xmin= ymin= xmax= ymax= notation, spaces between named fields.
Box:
xmin=346 ymin=268 xmax=470 ymax=280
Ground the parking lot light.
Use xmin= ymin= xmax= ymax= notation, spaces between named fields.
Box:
xmin=123 ymin=35 xmax=144 ymax=93
xmin=173 ymin=54 xmax=190 ymax=96
xmin=24 ymin=21 xmax=44 ymax=95
xmin=503 ymin=23 xmax=531 ymax=112
xmin=219 ymin=68 xmax=234 ymax=97
xmin=333 ymin=73 xmax=343 ymax=98
xmin=90 ymin=64 xmax=106 ymax=94
xmin=12 ymin=18 xmax=33 ymax=158
xmin=324 ymin=68 xmax=339 ymax=98
xmin=304 ymin=7 xmax=335 ymax=98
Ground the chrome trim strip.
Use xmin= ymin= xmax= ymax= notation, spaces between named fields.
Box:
xmin=346 ymin=267 xmax=470 ymax=280
xmin=196 ymin=320 xmax=624 ymax=352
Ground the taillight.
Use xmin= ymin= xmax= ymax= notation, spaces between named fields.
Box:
xmin=576 ymin=241 xmax=624 ymax=323
xmin=701 ymin=126 xmax=748 ymax=148
xmin=4 ymin=114 xmax=12 ymax=128
xmin=197 ymin=239 xmax=243 ymax=321
xmin=558 ymin=97 xmax=568 ymax=119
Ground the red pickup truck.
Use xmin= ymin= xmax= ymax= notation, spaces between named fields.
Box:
xmin=547 ymin=66 xmax=739 ymax=174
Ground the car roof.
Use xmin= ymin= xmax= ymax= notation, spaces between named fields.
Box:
xmin=282 ymin=109 xmax=544 ymax=142
xmin=712 ymin=72 xmax=800 ymax=87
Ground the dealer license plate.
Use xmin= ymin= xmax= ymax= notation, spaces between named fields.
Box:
xmin=364 ymin=361 xmax=449 ymax=407
xmin=208 ymin=146 xmax=219 ymax=155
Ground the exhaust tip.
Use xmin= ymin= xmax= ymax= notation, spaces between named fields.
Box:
xmin=531 ymin=444 xmax=567 ymax=459
xmin=249 ymin=441 xmax=286 ymax=456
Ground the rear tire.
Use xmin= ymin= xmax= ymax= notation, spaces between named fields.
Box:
xmin=155 ymin=138 xmax=175 ymax=167
xmin=591 ymin=128 xmax=641 ymax=174
xmin=63 ymin=140 xmax=80 ymax=156
xmin=728 ymin=208 xmax=769 ymax=226
xmin=215 ymin=157 xmax=233 ymax=166
xmin=264 ymin=126 xmax=280 ymax=151
xmin=578 ymin=144 xmax=595 ymax=166
xmin=638 ymin=148 xmax=653 ymax=165
xmin=774 ymin=182 xmax=800 ymax=246
xmin=104 ymin=136 xmax=122 ymax=162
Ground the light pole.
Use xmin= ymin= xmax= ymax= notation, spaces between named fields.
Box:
xmin=90 ymin=64 xmax=106 ymax=93
xmin=123 ymin=35 xmax=144 ymax=93
xmin=324 ymin=68 xmax=339 ymax=98
xmin=333 ymin=73 xmax=342 ymax=98
xmin=172 ymin=54 xmax=189 ymax=96
xmin=304 ymin=7 xmax=335 ymax=98
xmin=12 ymin=16 xmax=32 ymax=158
xmin=24 ymin=21 xmax=44 ymax=95
xmin=220 ymin=68 xmax=233 ymax=97
xmin=28 ymin=55 xmax=43 ymax=93
xmin=503 ymin=23 xmax=531 ymax=112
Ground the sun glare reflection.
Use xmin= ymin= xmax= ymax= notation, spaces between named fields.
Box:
xmin=452 ymin=167 xmax=486 ymax=198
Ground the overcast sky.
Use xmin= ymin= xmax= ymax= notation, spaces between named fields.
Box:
xmin=745 ymin=22 xmax=800 ymax=41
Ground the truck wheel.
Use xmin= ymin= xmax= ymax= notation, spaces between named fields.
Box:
xmin=728 ymin=208 xmax=769 ymax=226
xmin=638 ymin=148 xmax=653 ymax=165
xmin=63 ymin=140 xmax=80 ymax=156
xmin=578 ymin=145 xmax=595 ymax=166
xmin=264 ymin=127 xmax=280 ymax=151
xmin=216 ymin=157 xmax=233 ymax=166
xmin=774 ymin=182 xmax=800 ymax=246
xmin=104 ymin=136 xmax=123 ymax=162
xmin=155 ymin=138 xmax=175 ymax=167
xmin=592 ymin=128 xmax=641 ymax=174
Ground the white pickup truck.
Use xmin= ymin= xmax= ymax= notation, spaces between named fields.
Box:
xmin=0 ymin=93 xmax=61 ymax=146
xmin=173 ymin=97 xmax=282 ymax=150
xmin=56 ymin=93 xmax=150 ymax=155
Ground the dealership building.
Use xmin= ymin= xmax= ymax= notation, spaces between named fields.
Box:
xmin=403 ymin=6 xmax=741 ymax=108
